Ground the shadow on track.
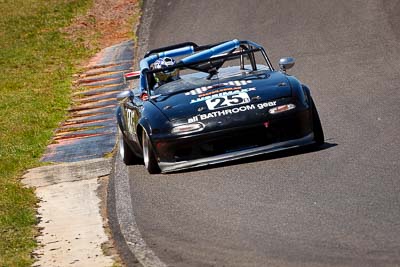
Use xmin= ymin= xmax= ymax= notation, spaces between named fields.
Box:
xmin=170 ymin=141 xmax=337 ymax=175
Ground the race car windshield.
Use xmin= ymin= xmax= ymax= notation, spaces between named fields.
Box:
xmin=155 ymin=66 xmax=269 ymax=95
xmin=150 ymin=49 xmax=270 ymax=95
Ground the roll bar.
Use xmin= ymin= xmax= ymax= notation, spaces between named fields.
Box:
xmin=138 ymin=40 xmax=274 ymax=92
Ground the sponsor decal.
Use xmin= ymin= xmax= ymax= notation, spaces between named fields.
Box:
xmin=188 ymin=104 xmax=256 ymax=123
xmin=191 ymin=87 xmax=256 ymax=104
xmin=256 ymin=101 xmax=277 ymax=109
xmin=185 ymin=80 xmax=253 ymax=96
xmin=199 ymin=86 xmax=241 ymax=97
xmin=187 ymin=100 xmax=277 ymax=123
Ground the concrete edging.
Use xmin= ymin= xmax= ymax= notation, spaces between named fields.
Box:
xmin=22 ymin=158 xmax=115 ymax=267
xmin=22 ymin=41 xmax=135 ymax=267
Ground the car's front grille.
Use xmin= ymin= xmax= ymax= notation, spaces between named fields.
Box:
xmin=174 ymin=122 xmax=306 ymax=162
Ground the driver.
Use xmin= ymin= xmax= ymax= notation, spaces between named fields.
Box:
xmin=151 ymin=57 xmax=180 ymax=88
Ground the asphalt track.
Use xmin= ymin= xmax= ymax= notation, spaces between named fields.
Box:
xmin=111 ymin=0 xmax=400 ymax=266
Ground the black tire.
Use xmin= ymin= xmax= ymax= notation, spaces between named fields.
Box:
xmin=118 ymin=128 xmax=138 ymax=165
xmin=142 ymin=131 xmax=161 ymax=174
xmin=310 ymin=97 xmax=325 ymax=146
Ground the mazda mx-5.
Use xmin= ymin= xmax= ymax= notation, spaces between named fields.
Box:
xmin=116 ymin=39 xmax=324 ymax=173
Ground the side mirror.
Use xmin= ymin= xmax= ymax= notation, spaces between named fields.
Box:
xmin=116 ymin=90 xmax=132 ymax=101
xmin=279 ymin=57 xmax=295 ymax=73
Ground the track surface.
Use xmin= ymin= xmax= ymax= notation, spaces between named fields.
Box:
xmin=113 ymin=0 xmax=400 ymax=266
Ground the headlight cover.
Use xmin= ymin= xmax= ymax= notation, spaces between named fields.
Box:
xmin=171 ymin=123 xmax=204 ymax=134
xmin=269 ymin=104 xmax=296 ymax=114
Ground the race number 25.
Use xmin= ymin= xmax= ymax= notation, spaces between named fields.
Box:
xmin=205 ymin=92 xmax=251 ymax=110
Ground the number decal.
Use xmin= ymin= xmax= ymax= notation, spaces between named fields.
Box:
xmin=206 ymin=92 xmax=251 ymax=110
xmin=209 ymin=97 xmax=227 ymax=109
xmin=126 ymin=109 xmax=135 ymax=134
xmin=228 ymin=94 xmax=244 ymax=104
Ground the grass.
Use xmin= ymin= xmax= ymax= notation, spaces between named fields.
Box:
xmin=0 ymin=0 xmax=97 ymax=265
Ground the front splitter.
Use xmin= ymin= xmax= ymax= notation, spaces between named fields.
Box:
xmin=159 ymin=133 xmax=314 ymax=173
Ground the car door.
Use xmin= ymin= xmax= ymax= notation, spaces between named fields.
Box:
xmin=123 ymin=90 xmax=144 ymax=155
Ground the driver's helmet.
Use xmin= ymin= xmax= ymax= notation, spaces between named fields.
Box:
xmin=152 ymin=57 xmax=179 ymax=84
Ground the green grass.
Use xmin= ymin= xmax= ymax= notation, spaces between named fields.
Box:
xmin=0 ymin=0 xmax=96 ymax=265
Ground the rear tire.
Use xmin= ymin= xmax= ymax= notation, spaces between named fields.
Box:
xmin=310 ymin=97 xmax=325 ymax=146
xmin=142 ymin=131 xmax=161 ymax=174
xmin=119 ymin=128 xmax=138 ymax=165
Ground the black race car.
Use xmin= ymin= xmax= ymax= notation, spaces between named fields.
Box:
xmin=116 ymin=39 xmax=324 ymax=173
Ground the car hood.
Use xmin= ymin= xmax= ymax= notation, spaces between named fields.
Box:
xmin=150 ymin=71 xmax=292 ymax=122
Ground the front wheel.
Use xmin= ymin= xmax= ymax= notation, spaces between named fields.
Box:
xmin=142 ymin=131 xmax=161 ymax=174
xmin=310 ymin=97 xmax=325 ymax=146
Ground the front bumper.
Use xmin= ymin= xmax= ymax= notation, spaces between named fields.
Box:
xmin=153 ymin=109 xmax=314 ymax=172
xmin=158 ymin=133 xmax=314 ymax=173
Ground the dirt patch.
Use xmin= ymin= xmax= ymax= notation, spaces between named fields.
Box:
xmin=64 ymin=0 xmax=141 ymax=50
